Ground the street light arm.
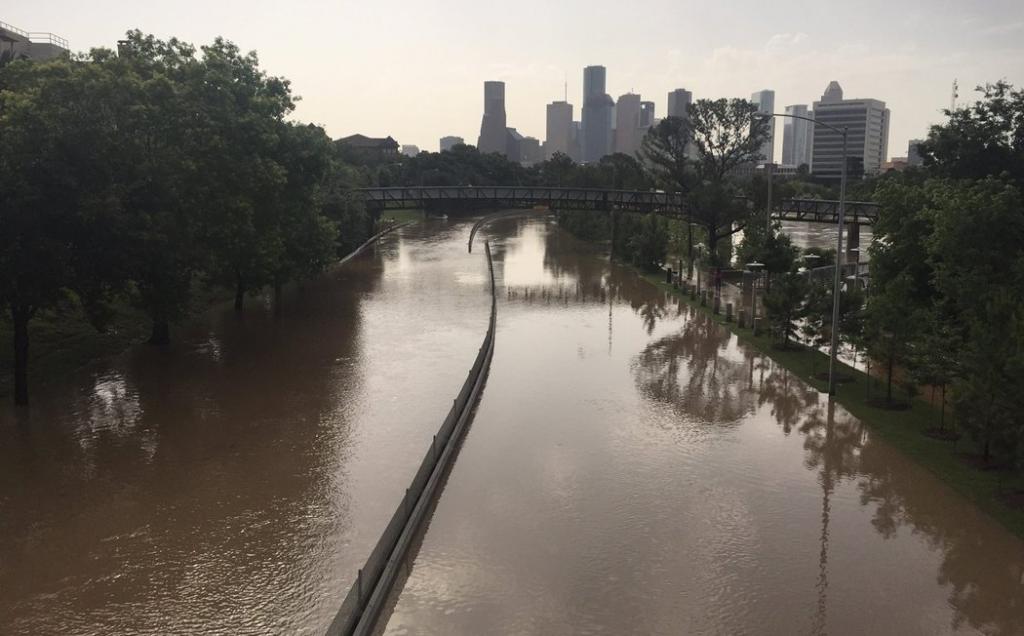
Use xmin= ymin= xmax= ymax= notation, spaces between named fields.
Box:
xmin=757 ymin=112 xmax=847 ymax=137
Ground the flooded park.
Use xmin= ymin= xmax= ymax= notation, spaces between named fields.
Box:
xmin=2 ymin=217 xmax=1022 ymax=635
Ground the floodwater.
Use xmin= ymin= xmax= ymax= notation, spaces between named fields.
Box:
xmin=1 ymin=216 xmax=1022 ymax=636
xmin=381 ymin=217 xmax=1024 ymax=635
xmin=0 ymin=221 xmax=491 ymax=635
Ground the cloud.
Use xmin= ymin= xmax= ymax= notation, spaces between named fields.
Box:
xmin=977 ymin=20 xmax=1024 ymax=36
xmin=765 ymin=32 xmax=808 ymax=52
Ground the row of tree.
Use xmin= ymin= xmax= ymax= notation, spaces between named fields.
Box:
xmin=1 ymin=32 xmax=373 ymax=405
xmin=755 ymin=82 xmax=1024 ymax=468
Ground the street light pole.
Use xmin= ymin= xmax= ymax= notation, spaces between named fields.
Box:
xmin=756 ymin=112 xmax=848 ymax=397
xmin=826 ymin=129 xmax=848 ymax=396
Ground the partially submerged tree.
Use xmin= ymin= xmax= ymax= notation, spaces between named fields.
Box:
xmin=641 ymin=100 xmax=770 ymax=265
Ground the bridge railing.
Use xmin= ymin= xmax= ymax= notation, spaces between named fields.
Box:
xmin=326 ymin=240 xmax=497 ymax=636
xmin=353 ymin=186 xmax=880 ymax=224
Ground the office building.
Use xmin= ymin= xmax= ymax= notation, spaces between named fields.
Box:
xmin=811 ymin=81 xmax=890 ymax=179
xmin=781 ymin=105 xmax=814 ymax=169
xmin=520 ymin=137 xmax=543 ymax=165
xmin=667 ymin=88 xmax=693 ymax=119
xmin=640 ymin=101 xmax=655 ymax=128
xmin=545 ymin=101 xmax=574 ymax=158
xmin=907 ymin=139 xmax=925 ymax=167
xmin=477 ymin=81 xmax=508 ymax=156
xmin=401 ymin=144 xmax=420 ymax=157
xmin=751 ymin=89 xmax=775 ymax=164
xmin=0 ymin=22 xmax=68 ymax=61
xmin=505 ymin=127 xmax=524 ymax=162
xmin=614 ymin=93 xmax=643 ymax=156
xmin=440 ymin=136 xmax=464 ymax=152
xmin=581 ymin=65 xmax=614 ymax=163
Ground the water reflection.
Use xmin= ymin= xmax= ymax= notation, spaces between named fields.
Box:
xmin=0 ymin=220 xmax=495 ymax=635
xmin=385 ymin=217 xmax=1024 ymax=636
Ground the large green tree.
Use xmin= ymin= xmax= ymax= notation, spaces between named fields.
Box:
xmin=640 ymin=100 xmax=770 ymax=264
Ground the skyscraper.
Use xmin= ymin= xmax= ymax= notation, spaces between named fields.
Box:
xmin=477 ymin=81 xmax=508 ymax=156
xmin=751 ymin=89 xmax=776 ymax=164
xmin=640 ymin=101 xmax=655 ymax=128
xmin=614 ymin=93 xmax=643 ymax=156
xmin=811 ymin=81 xmax=891 ymax=179
xmin=440 ymin=135 xmax=464 ymax=152
xmin=667 ymin=88 xmax=693 ymax=119
xmin=545 ymin=101 xmax=574 ymax=159
xmin=781 ymin=105 xmax=814 ymax=169
xmin=581 ymin=65 xmax=614 ymax=163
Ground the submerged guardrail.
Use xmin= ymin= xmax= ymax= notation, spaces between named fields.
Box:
xmin=326 ymin=240 xmax=498 ymax=636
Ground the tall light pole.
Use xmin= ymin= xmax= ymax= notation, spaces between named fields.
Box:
xmin=755 ymin=112 xmax=848 ymax=396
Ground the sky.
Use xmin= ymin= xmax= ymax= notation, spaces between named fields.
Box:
xmin=8 ymin=1 xmax=1024 ymax=162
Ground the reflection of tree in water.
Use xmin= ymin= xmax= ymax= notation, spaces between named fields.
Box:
xmin=753 ymin=359 xmax=820 ymax=435
xmin=502 ymin=218 xmax=675 ymax=335
xmin=754 ymin=360 xmax=1024 ymax=636
xmin=632 ymin=306 xmax=754 ymax=425
xmin=856 ymin=436 xmax=1024 ymax=635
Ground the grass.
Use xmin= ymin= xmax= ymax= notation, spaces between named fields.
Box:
xmin=639 ymin=269 xmax=1024 ymax=540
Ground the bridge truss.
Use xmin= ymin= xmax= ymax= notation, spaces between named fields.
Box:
xmin=355 ymin=186 xmax=880 ymax=225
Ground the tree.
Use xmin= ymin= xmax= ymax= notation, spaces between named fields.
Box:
xmin=624 ymin=213 xmax=669 ymax=271
xmin=919 ymin=81 xmax=1024 ymax=189
xmin=763 ymin=272 xmax=808 ymax=348
xmin=0 ymin=56 xmax=126 ymax=404
xmin=864 ymin=274 xmax=922 ymax=405
xmin=641 ymin=100 xmax=770 ymax=264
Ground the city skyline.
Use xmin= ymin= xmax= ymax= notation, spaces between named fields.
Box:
xmin=6 ymin=0 xmax=1024 ymax=161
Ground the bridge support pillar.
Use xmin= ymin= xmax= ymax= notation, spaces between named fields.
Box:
xmin=846 ymin=222 xmax=860 ymax=260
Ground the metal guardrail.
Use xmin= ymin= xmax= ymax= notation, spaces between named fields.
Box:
xmin=28 ymin=32 xmax=69 ymax=49
xmin=326 ymin=239 xmax=498 ymax=636
xmin=0 ymin=21 xmax=29 ymax=38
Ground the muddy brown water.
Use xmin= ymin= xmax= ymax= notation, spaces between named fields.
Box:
xmin=1 ymin=217 xmax=1022 ymax=635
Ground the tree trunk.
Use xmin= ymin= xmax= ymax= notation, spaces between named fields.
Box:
xmin=886 ymin=356 xmax=894 ymax=404
xmin=234 ymin=272 xmax=245 ymax=312
xmin=149 ymin=318 xmax=170 ymax=346
xmin=940 ymin=383 xmax=946 ymax=430
xmin=12 ymin=306 xmax=30 ymax=406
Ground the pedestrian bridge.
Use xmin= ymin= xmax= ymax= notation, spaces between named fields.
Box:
xmin=355 ymin=186 xmax=881 ymax=225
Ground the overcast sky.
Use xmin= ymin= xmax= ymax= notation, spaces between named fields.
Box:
xmin=8 ymin=1 xmax=1024 ymax=161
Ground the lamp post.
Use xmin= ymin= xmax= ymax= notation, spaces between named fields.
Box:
xmin=755 ymin=112 xmax=848 ymax=396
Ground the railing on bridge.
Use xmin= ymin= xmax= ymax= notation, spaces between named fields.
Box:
xmin=354 ymin=186 xmax=880 ymax=225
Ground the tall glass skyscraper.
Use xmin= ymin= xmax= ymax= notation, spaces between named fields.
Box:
xmin=750 ymin=89 xmax=776 ymax=164
xmin=477 ymin=81 xmax=508 ymax=156
xmin=581 ymin=66 xmax=613 ymax=163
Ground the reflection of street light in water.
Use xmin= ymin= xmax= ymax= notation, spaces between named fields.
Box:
xmin=812 ymin=399 xmax=837 ymax=635
xmin=746 ymin=262 xmax=764 ymax=333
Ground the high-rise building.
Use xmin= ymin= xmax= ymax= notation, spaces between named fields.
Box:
xmin=907 ymin=139 xmax=925 ymax=166
xmin=667 ymin=88 xmax=693 ymax=119
xmin=781 ymin=105 xmax=814 ymax=169
xmin=640 ymin=101 xmax=655 ymax=128
xmin=751 ymin=90 xmax=776 ymax=164
xmin=811 ymin=81 xmax=890 ymax=179
xmin=545 ymin=101 xmax=574 ymax=158
xmin=440 ymin=135 xmax=464 ymax=152
xmin=477 ymin=81 xmax=508 ymax=156
xmin=569 ymin=121 xmax=583 ymax=162
xmin=505 ymin=127 xmax=524 ymax=162
xmin=581 ymin=65 xmax=614 ymax=163
xmin=614 ymin=93 xmax=643 ymax=156
xmin=401 ymin=144 xmax=420 ymax=157
xmin=520 ymin=137 xmax=543 ymax=165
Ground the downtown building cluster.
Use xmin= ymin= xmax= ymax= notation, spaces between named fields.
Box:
xmin=452 ymin=65 xmax=907 ymax=181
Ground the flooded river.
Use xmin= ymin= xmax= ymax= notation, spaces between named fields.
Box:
xmin=2 ymin=216 xmax=1022 ymax=635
